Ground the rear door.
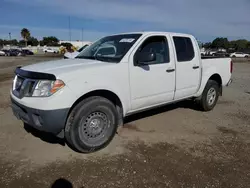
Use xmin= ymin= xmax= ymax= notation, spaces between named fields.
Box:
xmin=172 ymin=35 xmax=201 ymax=99
xmin=129 ymin=34 xmax=176 ymax=111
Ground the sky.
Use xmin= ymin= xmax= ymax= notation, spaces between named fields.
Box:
xmin=0 ymin=0 xmax=250 ymax=42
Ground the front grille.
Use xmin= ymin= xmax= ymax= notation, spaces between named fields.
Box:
xmin=13 ymin=75 xmax=37 ymax=99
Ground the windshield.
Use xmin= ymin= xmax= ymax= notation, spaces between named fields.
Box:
xmin=77 ymin=45 xmax=89 ymax=52
xmin=76 ymin=34 xmax=142 ymax=63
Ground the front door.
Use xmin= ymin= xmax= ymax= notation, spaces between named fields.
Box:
xmin=129 ymin=35 xmax=176 ymax=111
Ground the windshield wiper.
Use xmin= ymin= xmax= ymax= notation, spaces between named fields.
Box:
xmin=76 ymin=56 xmax=107 ymax=62
xmin=75 ymin=56 xmax=96 ymax=60
xmin=76 ymin=55 xmax=117 ymax=63
xmin=95 ymin=56 xmax=112 ymax=62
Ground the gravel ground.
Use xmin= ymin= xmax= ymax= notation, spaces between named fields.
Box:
xmin=0 ymin=56 xmax=250 ymax=188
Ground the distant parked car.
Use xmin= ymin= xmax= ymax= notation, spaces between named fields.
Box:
xmin=213 ymin=51 xmax=230 ymax=57
xmin=209 ymin=51 xmax=217 ymax=56
xmin=2 ymin=49 xmax=21 ymax=56
xmin=2 ymin=50 xmax=10 ymax=56
xmin=0 ymin=50 xmax=5 ymax=56
xmin=64 ymin=44 xmax=91 ymax=59
xmin=200 ymin=51 xmax=206 ymax=56
xmin=205 ymin=51 xmax=217 ymax=56
xmin=12 ymin=49 xmax=25 ymax=56
xmin=43 ymin=48 xmax=58 ymax=53
xmin=230 ymin=52 xmax=249 ymax=58
xmin=22 ymin=49 xmax=34 ymax=55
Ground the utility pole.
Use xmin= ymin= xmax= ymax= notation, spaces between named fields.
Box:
xmin=9 ymin=32 xmax=12 ymax=49
xmin=82 ymin=28 xmax=84 ymax=46
xmin=68 ymin=16 xmax=72 ymax=43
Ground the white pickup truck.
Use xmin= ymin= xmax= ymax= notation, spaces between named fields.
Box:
xmin=11 ymin=32 xmax=232 ymax=153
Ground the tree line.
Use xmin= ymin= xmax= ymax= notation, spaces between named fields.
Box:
xmin=0 ymin=28 xmax=60 ymax=47
xmin=202 ymin=38 xmax=250 ymax=52
xmin=0 ymin=37 xmax=60 ymax=47
xmin=1 ymin=28 xmax=250 ymax=52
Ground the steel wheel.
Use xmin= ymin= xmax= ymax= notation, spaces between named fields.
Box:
xmin=78 ymin=112 xmax=110 ymax=145
xmin=197 ymin=80 xmax=220 ymax=111
xmin=207 ymin=88 xmax=216 ymax=106
xmin=65 ymin=96 xmax=118 ymax=153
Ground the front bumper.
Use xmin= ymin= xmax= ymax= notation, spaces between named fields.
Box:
xmin=11 ymin=97 xmax=69 ymax=136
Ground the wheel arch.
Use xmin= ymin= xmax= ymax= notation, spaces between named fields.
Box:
xmin=209 ymin=73 xmax=222 ymax=85
xmin=195 ymin=72 xmax=223 ymax=97
xmin=67 ymin=89 xmax=124 ymax=126
xmin=208 ymin=74 xmax=222 ymax=95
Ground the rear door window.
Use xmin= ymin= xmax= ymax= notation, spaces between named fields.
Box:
xmin=173 ymin=37 xmax=195 ymax=62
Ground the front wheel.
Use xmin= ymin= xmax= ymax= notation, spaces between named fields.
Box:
xmin=65 ymin=96 xmax=118 ymax=153
xmin=197 ymin=80 xmax=220 ymax=111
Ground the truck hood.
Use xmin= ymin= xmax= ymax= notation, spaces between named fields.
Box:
xmin=21 ymin=59 xmax=116 ymax=81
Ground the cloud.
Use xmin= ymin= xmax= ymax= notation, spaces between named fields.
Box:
xmin=4 ymin=0 xmax=250 ymax=40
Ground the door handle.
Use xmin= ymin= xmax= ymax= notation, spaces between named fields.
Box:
xmin=166 ymin=68 xmax=175 ymax=73
xmin=193 ymin=65 xmax=199 ymax=69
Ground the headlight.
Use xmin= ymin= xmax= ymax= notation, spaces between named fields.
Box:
xmin=32 ymin=79 xmax=65 ymax=97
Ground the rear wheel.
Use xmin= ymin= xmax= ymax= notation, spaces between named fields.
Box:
xmin=65 ymin=96 xmax=118 ymax=153
xmin=197 ymin=80 xmax=220 ymax=111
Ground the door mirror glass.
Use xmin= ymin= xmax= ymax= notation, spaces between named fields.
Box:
xmin=136 ymin=52 xmax=156 ymax=65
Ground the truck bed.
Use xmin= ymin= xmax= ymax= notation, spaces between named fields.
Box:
xmin=201 ymin=57 xmax=232 ymax=87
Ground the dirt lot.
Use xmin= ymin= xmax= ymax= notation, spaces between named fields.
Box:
xmin=0 ymin=56 xmax=250 ymax=188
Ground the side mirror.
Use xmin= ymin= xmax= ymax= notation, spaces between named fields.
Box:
xmin=136 ymin=52 xmax=156 ymax=65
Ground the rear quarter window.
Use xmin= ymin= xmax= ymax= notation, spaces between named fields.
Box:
xmin=173 ymin=36 xmax=195 ymax=62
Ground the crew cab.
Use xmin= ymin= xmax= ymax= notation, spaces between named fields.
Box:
xmin=10 ymin=32 xmax=232 ymax=153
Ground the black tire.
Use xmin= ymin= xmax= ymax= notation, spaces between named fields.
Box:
xmin=65 ymin=96 xmax=118 ymax=153
xmin=232 ymin=55 xmax=236 ymax=58
xmin=198 ymin=80 xmax=220 ymax=111
xmin=245 ymin=55 xmax=249 ymax=58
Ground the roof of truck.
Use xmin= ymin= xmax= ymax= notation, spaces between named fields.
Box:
xmin=109 ymin=31 xmax=194 ymax=37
